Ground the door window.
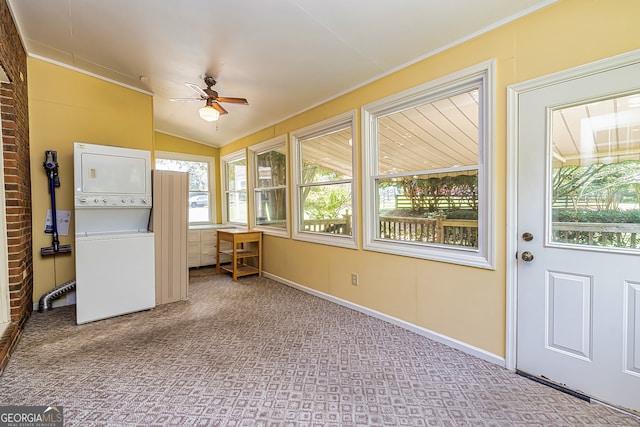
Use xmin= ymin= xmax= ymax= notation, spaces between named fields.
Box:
xmin=550 ymin=93 xmax=640 ymax=252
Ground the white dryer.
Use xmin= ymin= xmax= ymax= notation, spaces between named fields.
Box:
xmin=74 ymin=142 xmax=155 ymax=324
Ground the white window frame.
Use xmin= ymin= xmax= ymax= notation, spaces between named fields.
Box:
xmin=362 ymin=60 xmax=495 ymax=269
xmin=221 ymin=150 xmax=248 ymax=226
xmin=154 ymin=151 xmax=217 ymax=225
xmin=249 ymin=135 xmax=289 ymax=237
xmin=290 ymin=111 xmax=358 ymax=249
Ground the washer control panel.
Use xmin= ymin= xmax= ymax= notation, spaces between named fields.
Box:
xmin=75 ymin=195 xmax=152 ymax=207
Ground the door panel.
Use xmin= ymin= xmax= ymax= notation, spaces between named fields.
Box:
xmin=626 ymin=281 xmax=640 ymax=376
xmin=546 ymin=271 xmax=592 ymax=360
xmin=517 ymin=59 xmax=640 ymax=413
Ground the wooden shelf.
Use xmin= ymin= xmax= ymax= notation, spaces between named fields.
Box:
xmin=220 ymin=264 xmax=259 ymax=277
xmin=220 ymin=248 xmax=257 ymax=258
xmin=216 ymin=229 xmax=263 ymax=281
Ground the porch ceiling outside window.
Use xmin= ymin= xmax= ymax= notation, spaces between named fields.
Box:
xmin=552 ymin=93 xmax=640 ymax=166
xmin=302 ymin=91 xmax=480 ymax=176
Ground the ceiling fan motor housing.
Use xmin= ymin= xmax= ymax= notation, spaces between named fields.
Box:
xmin=204 ymin=76 xmax=217 ymax=88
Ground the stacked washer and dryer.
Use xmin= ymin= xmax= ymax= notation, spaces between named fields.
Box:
xmin=74 ymin=142 xmax=155 ymax=324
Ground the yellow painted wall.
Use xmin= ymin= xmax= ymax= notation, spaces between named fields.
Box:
xmin=221 ymin=0 xmax=640 ymax=358
xmin=154 ymin=131 xmax=218 ymax=157
xmin=154 ymin=131 xmax=222 ymax=221
xmin=28 ymin=57 xmax=154 ymax=305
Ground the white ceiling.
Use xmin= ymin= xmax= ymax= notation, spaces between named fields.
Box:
xmin=7 ymin=0 xmax=556 ymax=148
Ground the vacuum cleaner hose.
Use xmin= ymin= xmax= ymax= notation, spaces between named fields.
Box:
xmin=38 ymin=280 xmax=76 ymax=312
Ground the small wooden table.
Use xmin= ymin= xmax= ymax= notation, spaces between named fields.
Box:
xmin=216 ymin=229 xmax=263 ymax=281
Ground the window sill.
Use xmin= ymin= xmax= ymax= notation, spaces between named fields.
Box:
xmin=364 ymin=238 xmax=494 ymax=270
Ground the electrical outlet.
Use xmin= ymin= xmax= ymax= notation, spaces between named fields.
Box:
xmin=351 ymin=273 xmax=359 ymax=286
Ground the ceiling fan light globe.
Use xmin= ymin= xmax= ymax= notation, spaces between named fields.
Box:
xmin=199 ymin=106 xmax=220 ymax=122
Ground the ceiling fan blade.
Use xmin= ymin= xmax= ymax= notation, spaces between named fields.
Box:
xmin=185 ymin=82 xmax=208 ymax=98
xmin=169 ymin=97 xmax=202 ymax=102
xmin=217 ymin=96 xmax=249 ymax=105
xmin=212 ymin=102 xmax=228 ymax=115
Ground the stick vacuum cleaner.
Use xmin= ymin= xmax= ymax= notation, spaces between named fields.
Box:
xmin=41 ymin=150 xmax=72 ymax=256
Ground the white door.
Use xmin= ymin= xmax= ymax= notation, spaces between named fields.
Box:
xmin=517 ymin=59 xmax=640 ymax=413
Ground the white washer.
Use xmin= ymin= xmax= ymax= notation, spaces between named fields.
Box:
xmin=75 ymin=231 xmax=155 ymax=324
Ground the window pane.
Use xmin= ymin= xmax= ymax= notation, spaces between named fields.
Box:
xmin=550 ymin=93 xmax=640 ymax=251
xmin=225 ymin=157 xmax=247 ymax=224
xmin=255 ymin=188 xmax=287 ymax=228
xmin=256 ymin=149 xmax=287 ymax=188
xmin=373 ymin=87 xmax=481 ymax=250
xmin=301 ymin=183 xmax=352 ymax=236
xmin=377 ymin=89 xmax=479 ymax=175
xmin=227 ymin=158 xmax=246 ymax=191
xmin=377 ymin=171 xmax=478 ymax=248
xmin=301 ymin=128 xmax=352 ymax=184
xmin=226 ymin=191 xmax=247 ymax=223
xmin=156 ymin=159 xmax=209 ymax=191
xmin=156 ymin=158 xmax=211 ymax=223
xmin=363 ymin=67 xmax=492 ymax=267
xmin=188 ymin=192 xmax=209 ymax=222
xmin=292 ymin=113 xmax=356 ymax=248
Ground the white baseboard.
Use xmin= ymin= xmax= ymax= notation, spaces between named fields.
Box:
xmin=264 ymin=271 xmax=506 ymax=368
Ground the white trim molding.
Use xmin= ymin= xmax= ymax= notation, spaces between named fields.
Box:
xmin=248 ymin=135 xmax=290 ymax=238
xmin=289 ymin=111 xmax=358 ymax=250
xmin=361 ymin=60 xmax=496 ymax=270
xmin=221 ymin=149 xmax=249 ymax=226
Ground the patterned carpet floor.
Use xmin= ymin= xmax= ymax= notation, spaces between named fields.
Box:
xmin=1 ymin=269 xmax=639 ymax=426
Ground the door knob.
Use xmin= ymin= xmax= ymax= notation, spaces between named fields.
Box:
xmin=521 ymin=251 xmax=534 ymax=262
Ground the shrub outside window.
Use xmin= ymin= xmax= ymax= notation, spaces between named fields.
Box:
xmin=291 ymin=112 xmax=357 ymax=249
xmin=155 ymin=152 xmax=215 ymax=224
xmin=362 ymin=61 xmax=495 ymax=269
xmin=250 ymin=136 xmax=288 ymax=235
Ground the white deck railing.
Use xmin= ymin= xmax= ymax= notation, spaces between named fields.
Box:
xmin=303 ymin=216 xmax=640 ymax=250
xmin=552 ymin=222 xmax=640 ymax=249
xmin=379 ymin=216 xmax=478 ymax=248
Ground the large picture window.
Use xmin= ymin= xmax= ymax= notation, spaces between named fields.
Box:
xmin=222 ymin=152 xmax=247 ymax=225
xmin=155 ymin=152 xmax=215 ymax=224
xmin=362 ymin=62 xmax=494 ymax=268
xmin=291 ymin=112 xmax=357 ymax=248
xmin=250 ymin=136 xmax=288 ymax=236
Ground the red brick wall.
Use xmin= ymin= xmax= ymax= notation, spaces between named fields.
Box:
xmin=0 ymin=0 xmax=33 ymax=372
